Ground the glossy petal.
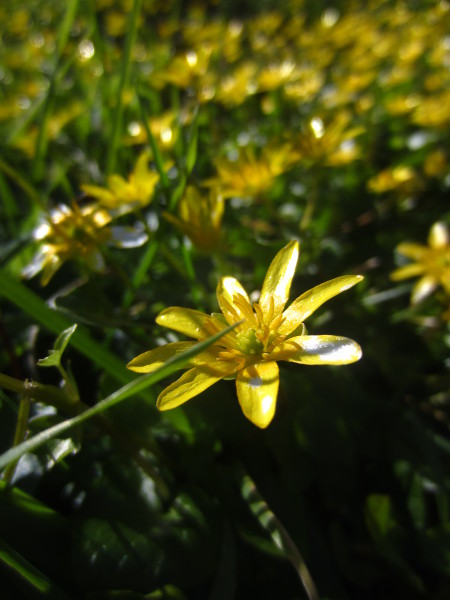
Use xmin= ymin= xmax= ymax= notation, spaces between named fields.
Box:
xmin=278 ymin=275 xmax=363 ymax=336
xmin=109 ymin=225 xmax=148 ymax=248
xmin=157 ymin=367 xmax=224 ymax=410
xmin=259 ymin=240 xmax=299 ymax=317
xmin=236 ymin=362 xmax=279 ymax=428
xmin=428 ymin=222 xmax=449 ymax=249
xmin=127 ymin=341 xmax=195 ymax=373
xmin=156 ymin=307 xmax=210 ymax=338
xmin=279 ymin=335 xmax=362 ymax=365
xmin=217 ymin=277 xmax=251 ymax=324
xmin=411 ymin=275 xmax=438 ymax=304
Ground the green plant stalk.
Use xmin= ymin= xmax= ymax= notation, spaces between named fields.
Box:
xmin=0 ymin=372 xmax=168 ymax=497
xmin=137 ymin=94 xmax=171 ymax=194
xmin=0 ymin=320 xmax=241 ymax=473
xmin=0 ymin=538 xmax=69 ymax=600
xmin=0 ymin=270 xmax=133 ymax=385
xmin=122 ymin=239 xmax=159 ymax=309
xmin=240 ymin=471 xmax=320 ymax=600
xmin=0 ymin=158 xmax=42 ymax=208
xmin=2 ymin=385 xmax=32 ymax=484
xmin=106 ymin=0 xmax=142 ymax=175
xmin=33 ymin=0 xmax=80 ymax=181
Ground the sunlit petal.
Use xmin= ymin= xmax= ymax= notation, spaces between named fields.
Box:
xmin=236 ymin=361 xmax=279 ymax=428
xmin=156 ymin=307 xmax=211 ymax=338
xmin=428 ymin=222 xmax=449 ymax=249
xmin=157 ymin=367 xmax=224 ymax=410
xmin=217 ymin=276 xmax=251 ymax=324
xmin=109 ymin=225 xmax=148 ymax=248
xmin=283 ymin=335 xmax=362 ymax=365
xmin=411 ymin=275 xmax=438 ymax=304
xmin=279 ymin=275 xmax=363 ymax=336
xmin=127 ymin=341 xmax=196 ymax=373
xmin=260 ymin=240 xmax=299 ymax=317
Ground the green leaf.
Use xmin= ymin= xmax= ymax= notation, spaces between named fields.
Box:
xmin=0 ymin=270 xmax=133 ymax=385
xmin=0 ymin=538 xmax=69 ymax=600
xmin=0 ymin=320 xmax=241 ymax=472
xmin=38 ymin=324 xmax=77 ymax=368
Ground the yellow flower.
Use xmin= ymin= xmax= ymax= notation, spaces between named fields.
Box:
xmin=209 ymin=143 xmax=299 ymax=200
xmin=367 ymin=166 xmax=421 ymax=196
xmin=23 ymin=202 xmax=148 ymax=285
xmin=294 ymin=112 xmax=363 ymax=166
xmin=163 ymin=186 xmax=224 ymax=252
xmin=127 ymin=241 xmax=363 ymax=428
xmin=81 ymin=152 xmax=159 ymax=215
xmin=391 ymin=222 xmax=450 ymax=304
xmin=22 ymin=203 xmax=113 ymax=286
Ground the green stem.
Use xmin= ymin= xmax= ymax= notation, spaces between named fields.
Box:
xmin=0 ymin=373 xmax=169 ymax=498
xmin=122 ymin=239 xmax=159 ymax=309
xmin=2 ymin=386 xmax=32 ymax=484
xmin=137 ymin=93 xmax=171 ymax=197
xmin=240 ymin=469 xmax=320 ymax=600
xmin=106 ymin=0 xmax=142 ymax=175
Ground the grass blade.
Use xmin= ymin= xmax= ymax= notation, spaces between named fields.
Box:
xmin=0 ymin=320 xmax=241 ymax=471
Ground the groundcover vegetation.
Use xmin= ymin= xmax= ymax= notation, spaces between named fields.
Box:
xmin=0 ymin=0 xmax=449 ymax=598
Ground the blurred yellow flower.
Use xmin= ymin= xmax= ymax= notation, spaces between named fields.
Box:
xmin=391 ymin=222 xmax=450 ymax=304
xmin=128 ymin=241 xmax=363 ymax=428
xmin=163 ymin=186 xmax=224 ymax=252
xmin=81 ymin=152 xmax=159 ymax=215
xmin=295 ymin=112 xmax=363 ymax=166
xmin=368 ymin=166 xmax=421 ymax=196
xmin=23 ymin=202 xmax=148 ymax=285
xmin=209 ymin=143 xmax=299 ymax=200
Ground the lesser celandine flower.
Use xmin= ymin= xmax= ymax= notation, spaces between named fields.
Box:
xmin=163 ymin=186 xmax=224 ymax=252
xmin=23 ymin=202 xmax=148 ymax=285
xmin=128 ymin=241 xmax=363 ymax=428
xmin=81 ymin=152 xmax=159 ymax=215
xmin=391 ymin=222 xmax=450 ymax=305
xmin=209 ymin=143 xmax=299 ymax=200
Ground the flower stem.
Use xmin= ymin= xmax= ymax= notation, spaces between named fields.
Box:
xmin=240 ymin=469 xmax=320 ymax=600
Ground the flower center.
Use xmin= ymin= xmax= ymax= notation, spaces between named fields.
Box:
xmin=236 ymin=327 xmax=264 ymax=356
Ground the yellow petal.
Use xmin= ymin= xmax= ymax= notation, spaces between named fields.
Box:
xmin=391 ymin=263 xmax=426 ymax=281
xmin=156 ymin=306 xmax=210 ymax=338
xmin=396 ymin=242 xmax=428 ymax=260
xmin=126 ymin=341 xmax=196 ymax=373
xmin=278 ymin=275 xmax=363 ymax=336
xmin=428 ymin=222 xmax=449 ymax=249
xmin=282 ymin=335 xmax=362 ymax=365
xmin=411 ymin=275 xmax=438 ymax=304
xmin=259 ymin=240 xmax=299 ymax=317
xmin=236 ymin=362 xmax=279 ymax=429
xmin=157 ymin=367 xmax=224 ymax=410
xmin=217 ymin=277 xmax=251 ymax=324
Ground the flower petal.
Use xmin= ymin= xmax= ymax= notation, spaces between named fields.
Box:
xmin=157 ymin=367 xmax=224 ymax=410
xmin=428 ymin=222 xmax=449 ymax=249
xmin=259 ymin=240 xmax=299 ymax=317
xmin=156 ymin=307 xmax=210 ymax=338
xmin=391 ymin=263 xmax=426 ymax=281
xmin=279 ymin=275 xmax=363 ymax=336
xmin=411 ymin=275 xmax=438 ymax=304
xmin=236 ymin=362 xmax=279 ymax=428
xmin=217 ymin=277 xmax=251 ymax=324
xmin=126 ymin=341 xmax=196 ymax=373
xmin=396 ymin=243 xmax=427 ymax=260
xmin=279 ymin=335 xmax=362 ymax=365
